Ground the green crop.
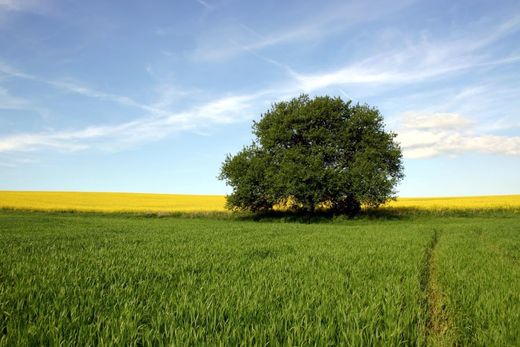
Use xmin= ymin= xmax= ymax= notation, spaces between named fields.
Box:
xmin=1 ymin=211 xmax=519 ymax=346
xmin=435 ymin=218 xmax=520 ymax=345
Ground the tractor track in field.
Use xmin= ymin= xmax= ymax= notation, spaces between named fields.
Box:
xmin=422 ymin=230 xmax=453 ymax=346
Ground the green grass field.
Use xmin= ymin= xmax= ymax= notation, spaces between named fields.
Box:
xmin=1 ymin=211 xmax=519 ymax=346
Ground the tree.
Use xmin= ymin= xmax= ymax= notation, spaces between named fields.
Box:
xmin=219 ymin=95 xmax=404 ymax=215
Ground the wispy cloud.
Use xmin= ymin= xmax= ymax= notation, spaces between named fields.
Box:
xmin=0 ymin=0 xmax=54 ymax=17
xmin=237 ymin=16 xmax=520 ymax=102
xmin=291 ymin=51 xmax=520 ymax=94
xmin=0 ymin=92 xmax=265 ymax=153
xmin=0 ymin=58 xmax=274 ymax=153
xmin=0 ymin=155 xmax=41 ymax=168
xmin=0 ymin=86 xmax=49 ymax=117
xmin=0 ymin=60 xmax=166 ymax=115
xmin=194 ymin=0 xmax=213 ymax=10
xmin=397 ymin=112 xmax=520 ymax=159
xmin=0 ymin=161 xmax=17 ymax=167
xmin=0 ymin=87 xmax=30 ymax=110
xmin=2 ymin=11 xmax=519 ymax=159
xmin=290 ymin=15 xmax=520 ymax=92
xmin=191 ymin=0 xmax=415 ymax=61
xmin=0 ymin=0 xmax=37 ymax=12
xmin=402 ymin=112 xmax=473 ymax=130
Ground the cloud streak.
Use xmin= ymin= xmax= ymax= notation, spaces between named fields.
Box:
xmin=194 ymin=0 xmax=212 ymax=10
xmin=0 ymin=61 xmax=166 ymax=115
xmin=0 ymin=59 xmax=274 ymax=153
xmin=0 ymin=87 xmax=31 ymax=110
xmin=290 ymin=15 xmax=520 ymax=91
xmin=1 ymin=12 xmax=519 ymax=158
xmin=0 ymin=92 xmax=263 ymax=153
xmin=0 ymin=0 xmax=54 ymax=20
xmin=0 ymin=0 xmax=41 ymax=12
xmin=191 ymin=0 xmax=416 ymax=61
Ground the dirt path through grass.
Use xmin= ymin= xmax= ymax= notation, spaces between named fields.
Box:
xmin=423 ymin=230 xmax=453 ymax=346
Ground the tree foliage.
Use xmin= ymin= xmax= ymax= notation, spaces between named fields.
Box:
xmin=219 ymin=95 xmax=404 ymax=215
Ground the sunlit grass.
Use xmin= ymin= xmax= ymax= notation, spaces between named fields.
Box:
xmin=0 ymin=211 xmax=432 ymax=345
xmin=1 ymin=211 xmax=519 ymax=345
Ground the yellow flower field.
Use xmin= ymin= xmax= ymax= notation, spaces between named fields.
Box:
xmin=384 ymin=195 xmax=520 ymax=210
xmin=0 ymin=191 xmax=227 ymax=213
xmin=0 ymin=191 xmax=519 ymax=213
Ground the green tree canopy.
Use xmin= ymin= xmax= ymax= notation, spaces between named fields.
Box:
xmin=219 ymin=95 xmax=404 ymax=215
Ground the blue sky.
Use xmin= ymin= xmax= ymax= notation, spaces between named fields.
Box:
xmin=0 ymin=0 xmax=519 ymax=196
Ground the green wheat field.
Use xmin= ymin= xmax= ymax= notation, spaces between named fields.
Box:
xmin=1 ymin=208 xmax=519 ymax=346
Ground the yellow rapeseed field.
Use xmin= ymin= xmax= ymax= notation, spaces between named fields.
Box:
xmin=0 ymin=191 xmax=227 ymax=213
xmin=0 ymin=191 xmax=519 ymax=213
xmin=385 ymin=195 xmax=520 ymax=210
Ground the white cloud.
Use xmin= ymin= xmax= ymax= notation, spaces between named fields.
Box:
xmin=397 ymin=112 xmax=520 ymax=159
xmin=402 ymin=112 xmax=473 ymax=130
